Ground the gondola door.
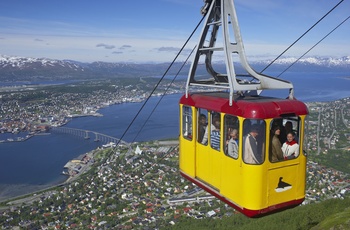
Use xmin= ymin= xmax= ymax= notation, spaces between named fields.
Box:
xmin=179 ymin=105 xmax=196 ymax=178
xmin=266 ymin=116 xmax=307 ymax=208
xmin=195 ymin=109 xmax=223 ymax=190
xmin=220 ymin=114 xmax=243 ymax=204
xmin=195 ymin=109 xmax=212 ymax=185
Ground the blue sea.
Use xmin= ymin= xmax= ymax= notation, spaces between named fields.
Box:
xmin=260 ymin=71 xmax=350 ymax=102
xmin=0 ymin=71 xmax=349 ymax=199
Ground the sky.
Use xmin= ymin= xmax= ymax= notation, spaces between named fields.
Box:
xmin=0 ymin=0 xmax=349 ymax=63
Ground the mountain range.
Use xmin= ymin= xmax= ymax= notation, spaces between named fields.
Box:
xmin=0 ymin=54 xmax=349 ymax=82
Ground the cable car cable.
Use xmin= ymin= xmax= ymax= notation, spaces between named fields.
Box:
xmin=260 ymin=0 xmax=345 ymax=74
xmin=277 ymin=14 xmax=350 ymax=78
xmin=131 ymin=45 xmax=197 ymax=143
xmin=135 ymin=3 xmax=212 ymax=171
xmin=107 ymin=15 xmax=205 ymax=156
xmin=128 ymin=50 xmax=197 ymax=175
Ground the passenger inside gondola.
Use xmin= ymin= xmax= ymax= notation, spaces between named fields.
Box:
xmin=270 ymin=125 xmax=284 ymax=162
xmin=201 ymin=112 xmax=220 ymax=145
xmin=243 ymin=124 xmax=261 ymax=164
xmin=210 ymin=119 xmax=221 ymax=151
xmin=198 ymin=113 xmax=207 ymax=143
xmin=226 ymin=128 xmax=238 ymax=158
xmin=282 ymin=132 xmax=300 ymax=160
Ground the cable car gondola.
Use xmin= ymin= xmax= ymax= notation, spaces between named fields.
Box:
xmin=179 ymin=0 xmax=308 ymax=217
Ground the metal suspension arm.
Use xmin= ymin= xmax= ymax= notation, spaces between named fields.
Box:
xmin=186 ymin=0 xmax=294 ymax=105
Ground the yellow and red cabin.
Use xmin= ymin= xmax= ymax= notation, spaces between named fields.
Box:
xmin=179 ymin=92 xmax=308 ymax=217
xmin=179 ymin=0 xmax=309 ymax=217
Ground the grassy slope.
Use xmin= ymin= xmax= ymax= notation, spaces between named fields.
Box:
xmin=168 ymin=197 xmax=350 ymax=230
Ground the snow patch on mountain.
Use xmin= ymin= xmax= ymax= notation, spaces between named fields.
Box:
xmin=257 ymin=56 xmax=350 ymax=66
xmin=0 ymin=55 xmax=84 ymax=71
xmin=2 ymin=54 xmax=350 ymax=68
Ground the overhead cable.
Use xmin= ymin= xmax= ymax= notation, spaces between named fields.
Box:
xmin=261 ymin=0 xmax=345 ymax=73
xmin=111 ymin=15 xmax=206 ymax=150
xmin=132 ymin=45 xmax=197 ymax=143
xmin=277 ymin=14 xmax=350 ymax=77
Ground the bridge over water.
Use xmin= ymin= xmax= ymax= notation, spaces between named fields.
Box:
xmin=51 ymin=127 xmax=129 ymax=146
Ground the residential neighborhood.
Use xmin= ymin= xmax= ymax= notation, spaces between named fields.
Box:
xmin=0 ymin=79 xmax=349 ymax=229
xmin=0 ymin=78 xmax=184 ymax=136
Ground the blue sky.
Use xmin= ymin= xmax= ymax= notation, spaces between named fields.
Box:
xmin=0 ymin=0 xmax=349 ymax=63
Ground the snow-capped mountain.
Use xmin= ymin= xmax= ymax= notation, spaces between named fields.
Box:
xmin=0 ymin=54 xmax=348 ymax=82
xmin=257 ymin=56 xmax=350 ymax=67
xmin=0 ymin=55 xmax=84 ymax=71
xmin=0 ymin=55 xmax=88 ymax=81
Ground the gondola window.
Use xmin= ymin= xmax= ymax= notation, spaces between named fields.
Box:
xmin=224 ymin=115 xmax=239 ymax=159
xmin=182 ymin=106 xmax=193 ymax=140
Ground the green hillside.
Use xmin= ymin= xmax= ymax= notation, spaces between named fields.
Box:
xmin=168 ymin=197 xmax=350 ymax=230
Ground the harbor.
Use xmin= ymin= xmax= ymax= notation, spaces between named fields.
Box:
xmin=61 ymin=151 xmax=95 ymax=181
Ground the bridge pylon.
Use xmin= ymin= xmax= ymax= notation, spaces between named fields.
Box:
xmin=84 ymin=131 xmax=90 ymax=140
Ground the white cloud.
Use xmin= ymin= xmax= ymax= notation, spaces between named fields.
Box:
xmin=96 ymin=43 xmax=116 ymax=50
xmin=119 ymin=45 xmax=132 ymax=50
xmin=0 ymin=0 xmax=349 ymax=63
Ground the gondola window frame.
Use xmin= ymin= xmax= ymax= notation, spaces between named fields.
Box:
xmin=242 ymin=118 xmax=266 ymax=165
xmin=197 ymin=108 xmax=208 ymax=145
xmin=224 ymin=114 xmax=240 ymax=159
xmin=182 ymin=106 xmax=193 ymax=141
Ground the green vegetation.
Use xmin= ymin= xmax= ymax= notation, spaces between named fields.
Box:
xmin=168 ymin=198 xmax=350 ymax=230
xmin=306 ymin=98 xmax=350 ymax=174
xmin=94 ymin=148 xmax=111 ymax=160
xmin=310 ymin=149 xmax=350 ymax=175
xmin=311 ymin=208 xmax=350 ymax=230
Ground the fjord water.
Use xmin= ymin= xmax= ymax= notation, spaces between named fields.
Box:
xmin=0 ymin=93 xmax=180 ymax=199
xmin=0 ymin=72 xmax=349 ymax=199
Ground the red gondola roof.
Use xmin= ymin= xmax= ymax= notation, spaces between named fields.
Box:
xmin=179 ymin=92 xmax=308 ymax=119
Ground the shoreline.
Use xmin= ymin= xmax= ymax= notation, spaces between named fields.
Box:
xmin=1 ymin=95 xmax=349 ymax=204
xmin=0 ymin=149 xmax=97 ymax=203
xmin=0 ymin=133 xmax=34 ymax=143
xmin=0 ymin=179 xmax=66 ymax=203
xmin=0 ymin=92 xmax=169 ymax=143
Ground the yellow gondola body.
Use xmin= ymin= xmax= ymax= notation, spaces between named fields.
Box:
xmin=179 ymin=93 xmax=308 ymax=217
xmin=179 ymin=0 xmax=309 ymax=217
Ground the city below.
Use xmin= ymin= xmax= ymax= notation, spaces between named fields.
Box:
xmin=0 ymin=78 xmax=349 ymax=229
